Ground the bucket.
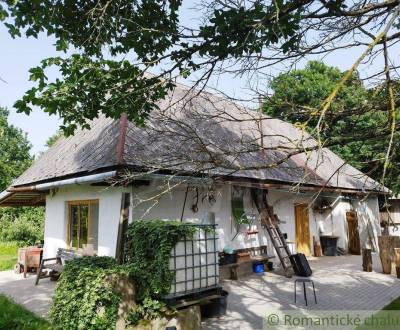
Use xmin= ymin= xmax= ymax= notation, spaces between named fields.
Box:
xmin=201 ymin=290 xmax=229 ymax=318
xmin=252 ymin=262 xmax=264 ymax=273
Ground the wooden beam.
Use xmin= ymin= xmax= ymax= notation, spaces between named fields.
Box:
xmin=115 ymin=193 xmax=130 ymax=263
xmin=362 ymin=249 xmax=373 ymax=272
xmin=222 ymin=179 xmax=385 ymax=195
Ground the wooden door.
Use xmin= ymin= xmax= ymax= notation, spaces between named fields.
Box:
xmin=346 ymin=211 xmax=361 ymax=255
xmin=295 ymin=204 xmax=311 ymax=256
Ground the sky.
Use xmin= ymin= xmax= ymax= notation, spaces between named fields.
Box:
xmin=0 ymin=7 xmax=396 ymax=156
xmin=0 ymin=24 xmax=62 ymax=155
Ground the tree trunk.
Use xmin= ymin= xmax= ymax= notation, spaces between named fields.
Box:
xmin=378 ymin=236 xmax=392 ymax=274
xmin=394 ymin=248 xmax=400 ymax=278
xmin=362 ymin=249 xmax=372 ymax=272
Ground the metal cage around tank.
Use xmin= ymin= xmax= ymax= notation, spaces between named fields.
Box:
xmin=166 ymin=223 xmax=220 ymax=299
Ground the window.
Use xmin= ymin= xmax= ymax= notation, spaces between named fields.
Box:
xmin=68 ymin=200 xmax=99 ymax=252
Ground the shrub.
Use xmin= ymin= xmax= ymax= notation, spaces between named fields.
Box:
xmin=0 ymin=207 xmax=44 ymax=246
xmin=50 ymin=221 xmax=197 ymax=328
xmin=50 ymin=256 xmax=125 ymax=330
xmin=126 ymin=298 xmax=172 ymax=327
xmin=0 ymin=241 xmax=18 ymax=271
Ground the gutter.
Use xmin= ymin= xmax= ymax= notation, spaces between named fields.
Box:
xmin=117 ymin=171 xmax=389 ymax=195
xmin=0 ymin=190 xmax=12 ymax=202
xmin=8 ymin=171 xmax=118 ymax=192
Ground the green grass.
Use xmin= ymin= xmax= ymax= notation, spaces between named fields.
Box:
xmin=382 ymin=297 xmax=400 ymax=310
xmin=0 ymin=241 xmax=18 ymax=271
xmin=355 ymin=296 xmax=400 ymax=329
xmin=0 ymin=294 xmax=51 ymax=330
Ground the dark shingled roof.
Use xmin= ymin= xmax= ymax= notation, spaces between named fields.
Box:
xmin=11 ymin=84 xmax=384 ymax=193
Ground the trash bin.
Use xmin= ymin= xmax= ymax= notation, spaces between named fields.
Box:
xmin=319 ymin=236 xmax=339 ymax=256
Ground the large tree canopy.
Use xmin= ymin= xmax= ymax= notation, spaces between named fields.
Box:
xmin=1 ymin=0 xmax=400 ymax=190
xmin=1 ymin=1 xmax=399 ymax=133
xmin=0 ymin=107 xmax=32 ymax=191
xmin=263 ymin=61 xmax=400 ymax=192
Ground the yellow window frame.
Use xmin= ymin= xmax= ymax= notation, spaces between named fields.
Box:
xmin=67 ymin=199 xmax=99 ymax=250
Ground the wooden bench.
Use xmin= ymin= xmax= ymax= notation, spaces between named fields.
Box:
xmin=35 ymin=248 xmax=80 ymax=285
xmin=219 ymin=246 xmax=275 ymax=280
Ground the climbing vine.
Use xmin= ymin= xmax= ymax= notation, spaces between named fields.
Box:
xmin=124 ymin=220 xmax=197 ymax=302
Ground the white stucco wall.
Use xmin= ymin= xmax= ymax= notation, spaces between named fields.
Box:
xmin=44 ymin=185 xmax=129 ymax=258
xmin=129 ymin=182 xmax=381 ymax=254
xmin=43 ymin=180 xmax=382 ymax=258
xmin=267 ymin=192 xmax=381 ymax=253
xmin=353 ymin=196 xmax=381 ymax=251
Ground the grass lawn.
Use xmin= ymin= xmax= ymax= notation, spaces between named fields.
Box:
xmin=382 ymin=296 xmax=400 ymax=310
xmin=0 ymin=241 xmax=18 ymax=271
xmin=0 ymin=294 xmax=51 ymax=330
xmin=355 ymin=296 xmax=400 ymax=329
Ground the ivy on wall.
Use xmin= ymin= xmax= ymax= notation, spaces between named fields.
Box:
xmin=124 ymin=220 xmax=197 ymax=301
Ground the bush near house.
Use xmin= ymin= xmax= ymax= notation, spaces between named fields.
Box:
xmin=0 ymin=241 xmax=18 ymax=271
xmin=50 ymin=256 xmax=124 ymax=330
xmin=0 ymin=207 xmax=45 ymax=247
xmin=50 ymin=220 xmax=195 ymax=329
xmin=0 ymin=207 xmax=45 ymax=271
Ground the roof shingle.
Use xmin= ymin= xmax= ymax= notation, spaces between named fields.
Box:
xmin=11 ymin=84 xmax=384 ymax=192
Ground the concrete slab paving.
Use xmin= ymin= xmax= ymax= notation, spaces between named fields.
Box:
xmin=0 ymin=270 xmax=55 ymax=318
xmin=1 ymin=254 xmax=400 ymax=329
xmin=203 ymin=255 xmax=400 ymax=329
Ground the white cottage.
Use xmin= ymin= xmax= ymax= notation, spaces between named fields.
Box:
xmin=0 ymin=85 xmax=386 ymax=264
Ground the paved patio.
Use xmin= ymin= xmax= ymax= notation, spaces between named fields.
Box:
xmin=204 ymin=254 xmax=400 ymax=329
xmin=0 ymin=270 xmax=55 ymax=317
xmin=1 ymin=254 xmax=400 ymax=328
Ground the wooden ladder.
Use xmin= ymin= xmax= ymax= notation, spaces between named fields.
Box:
xmin=251 ymin=188 xmax=294 ymax=277
xmin=261 ymin=205 xmax=294 ymax=277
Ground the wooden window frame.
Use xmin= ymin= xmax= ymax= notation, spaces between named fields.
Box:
xmin=67 ymin=199 xmax=99 ymax=250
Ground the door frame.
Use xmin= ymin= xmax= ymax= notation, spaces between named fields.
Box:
xmin=294 ymin=203 xmax=311 ymax=256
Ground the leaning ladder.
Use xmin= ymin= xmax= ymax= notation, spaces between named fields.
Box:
xmin=260 ymin=205 xmax=294 ymax=277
